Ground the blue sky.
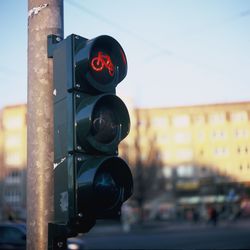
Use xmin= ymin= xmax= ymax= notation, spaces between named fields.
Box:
xmin=0 ymin=0 xmax=250 ymax=108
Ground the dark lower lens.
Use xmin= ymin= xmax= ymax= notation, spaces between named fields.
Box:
xmin=94 ymin=172 xmax=121 ymax=209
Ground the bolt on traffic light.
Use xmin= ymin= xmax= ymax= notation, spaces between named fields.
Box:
xmin=48 ymin=34 xmax=133 ymax=233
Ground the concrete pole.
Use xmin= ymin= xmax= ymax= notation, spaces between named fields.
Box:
xmin=27 ymin=1 xmax=63 ymax=249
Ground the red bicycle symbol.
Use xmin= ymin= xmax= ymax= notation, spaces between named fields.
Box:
xmin=91 ymin=52 xmax=115 ymax=77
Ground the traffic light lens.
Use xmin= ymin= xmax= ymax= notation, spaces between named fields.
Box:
xmin=77 ymin=156 xmax=133 ymax=216
xmin=91 ymin=51 xmax=115 ymax=77
xmin=94 ymin=172 xmax=121 ymax=209
xmin=90 ymin=48 xmax=115 ymax=85
xmin=91 ymin=104 xmax=119 ymax=144
xmin=76 ymin=94 xmax=130 ymax=153
xmin=75 ymin=35 xmax=127 ymax=93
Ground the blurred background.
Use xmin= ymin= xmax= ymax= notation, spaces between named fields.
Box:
xmin=0 ymin=0 xmax=250 ymax=249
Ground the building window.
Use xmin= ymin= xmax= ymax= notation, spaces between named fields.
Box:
xmin=152 ymin=117 xmax=168 ymax=127
xmin=172 ymin=115 xmax=190 ymax=128
xmin=176 ymin=149 xmax=193 ymax=160
xmin=176 ymin=165 xmax=194 ymax=177
xmin=235 ymin=129 xmax=249 ymax=138
xmin=237 ymin=147 xmax=241 ymax=154
xmin=3 ymin=116 xmax=24 ymax=130
xmin=214 ymin=147 xmax=228 ymax=156
xmin=5 ymin=135 xmax=22 ymax=148
xmin=237 ymin=146 xmax=249 ymax=154
xmin=209 ymin=113 xmax=225 ymax=125
xmin=197 ymin=131 xmax=205 ymax=141
xmin=212 ymin=130 xmax=226 ymax=139
xmin=5 ymin=152 xmax=22 ymax=167
xmin=231 ymin=111 xmax=248 ymax=123
xmin=5 ymin=171 xmax=22 ymax=184
xmin=163 ymin=167 xmax=172 ymax=178
xmin=193 ymin=115 xmax=205 ymax=125
xmin=4 ymin=190 xmax=21 ymax=204
xmin=174 ymin=132 xmax=191 ymax=144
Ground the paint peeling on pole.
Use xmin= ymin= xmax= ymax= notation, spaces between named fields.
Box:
xmin=27 ymin=0 xmax=63 ymax=249
xmin=28 ymin=3 xmax=49 ymax=18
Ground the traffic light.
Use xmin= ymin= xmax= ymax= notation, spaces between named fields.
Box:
xmin=48 ymin=34 xmax=133 ymax=233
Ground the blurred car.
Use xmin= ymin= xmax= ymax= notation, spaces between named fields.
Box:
xmin=0 ymin=223 xmax=85 ymax=250
xmin=68 ymin=237 xmax=86 ymax=250
xmin=0 ymin=223 xmax=26 ymax=250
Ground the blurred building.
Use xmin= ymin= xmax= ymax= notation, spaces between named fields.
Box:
xmin=120 ymin=101 xmax=250 ymax=208
xmin=121 ymin=102 xmax=250 ymax=221
xmin=0 ymin=112 xmax=4 ymax=220
xmin=1 ymin=101 xmax=250 ymax=220
xmin=0 ymin=104 xmax=27 ymax=220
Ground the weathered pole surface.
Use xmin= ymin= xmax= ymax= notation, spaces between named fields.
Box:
xmin=27 ymin=0 xmax=63 ymax=249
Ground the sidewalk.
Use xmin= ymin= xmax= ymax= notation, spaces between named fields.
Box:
xmin=87 ymin=218 xmax=250 ymax=236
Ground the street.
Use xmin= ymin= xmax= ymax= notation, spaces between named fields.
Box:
xmin=82 ymin=220 xmax=250 ymax=249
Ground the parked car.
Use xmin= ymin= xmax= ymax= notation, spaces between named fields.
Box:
xmin=0 ymin=223 xmax=85 ymax=250
xmin=0 ymin=223 xmax=26 ymax=250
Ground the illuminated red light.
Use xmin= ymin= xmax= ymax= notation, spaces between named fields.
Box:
xmin=91 ymin=52 xmax=114 ymax=76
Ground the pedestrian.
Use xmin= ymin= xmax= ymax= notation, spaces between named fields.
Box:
xmin=209 ymin=206 xmax=218 ymax=226
xmin=121 ymin=203 xmax=133 ymax=232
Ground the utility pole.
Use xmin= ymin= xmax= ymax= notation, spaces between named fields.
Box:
xmin=27 ymin=1 xmax=63 ymax=249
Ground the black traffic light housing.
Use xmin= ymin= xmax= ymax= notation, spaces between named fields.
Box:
xmin=48 ymin=33 xmax=133 ymax=239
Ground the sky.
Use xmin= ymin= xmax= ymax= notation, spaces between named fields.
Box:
xmin=0 ymin=0 xmax=250 ymax=109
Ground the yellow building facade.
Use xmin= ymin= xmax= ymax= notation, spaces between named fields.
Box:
xmin=2 ymin=104 xmax=27 ymax=170
xmin=122 ymin=102 xmax=250 ymax=183
xmin=1 ymin=101 xmax=250 ymax=220
xmin=0 ymin=104 xmax=27 ymax=220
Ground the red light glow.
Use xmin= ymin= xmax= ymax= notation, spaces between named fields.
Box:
xmin=91 ymin=52 xmax=114 ymax=76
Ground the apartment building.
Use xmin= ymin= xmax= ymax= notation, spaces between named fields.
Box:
xmin=122 ymin=102 xmax=250 ymax=184
xmin=0 ymin=104 xmax=27 ymax=220
xmin=1 ymin=101 xmax=250 ymax=219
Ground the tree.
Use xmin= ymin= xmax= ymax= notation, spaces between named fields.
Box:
xmin=122 ymin=108 xmax=166 ymax=223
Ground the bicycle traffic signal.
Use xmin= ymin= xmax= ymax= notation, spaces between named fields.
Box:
xmin=48 ymin=34 xmax=133 ymax=233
